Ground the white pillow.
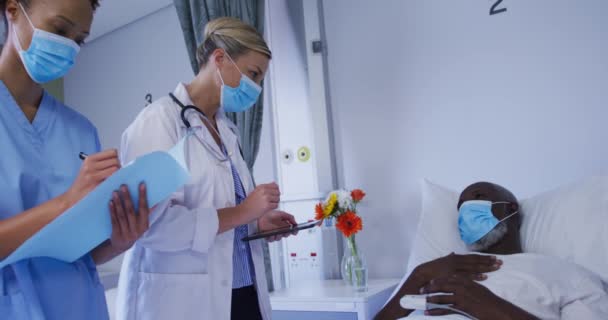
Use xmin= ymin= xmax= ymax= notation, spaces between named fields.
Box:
xmin=521 ymin=176 xmax=608 ymax=283
xmin=406 ymin=180 xmax=465 ymax=274
xmin=407 ymin=178 xmax=608 ymax=283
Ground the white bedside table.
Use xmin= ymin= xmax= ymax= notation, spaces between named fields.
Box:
xmin=270 ymin=279 xmax=400 ymax=320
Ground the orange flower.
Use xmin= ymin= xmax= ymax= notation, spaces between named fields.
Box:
xmin=336 ymin=211 xmax=363 ymax=237
xmin=315 ymin=203 xmax=325 ymax=221
xmin=351 ymin=189 xmax=366 ymax=203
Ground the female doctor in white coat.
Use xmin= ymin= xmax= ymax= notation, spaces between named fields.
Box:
xmin=116 ymin=17 xmax=297 ymax=320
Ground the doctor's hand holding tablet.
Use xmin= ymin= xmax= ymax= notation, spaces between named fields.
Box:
xmin=218 ymin=182 xmax=281 ymax=233
xmin=227 ymin=182 xmax=299 ymax=242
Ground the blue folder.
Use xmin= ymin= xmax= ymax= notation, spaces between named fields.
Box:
xmin=0 ymin=149 xmax=190 ymax=269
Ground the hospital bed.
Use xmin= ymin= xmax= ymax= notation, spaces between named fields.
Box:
xmin=394 ymin=177 xmax=608 ymax=319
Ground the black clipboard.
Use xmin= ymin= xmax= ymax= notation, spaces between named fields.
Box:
xmin=241 ymin=220 xmax=320 ymax=242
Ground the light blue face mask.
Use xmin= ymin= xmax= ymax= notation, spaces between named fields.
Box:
xmin=13 ymin=3 xmax=80 ymax=84
xmin=217 ymin=53 xmax=262 ymax=113
xmin=458 ymin=200 xmax=518 ymax=245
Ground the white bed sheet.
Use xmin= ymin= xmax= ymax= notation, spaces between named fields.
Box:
xmin=399 ymin=253 xmax=608 ymax=320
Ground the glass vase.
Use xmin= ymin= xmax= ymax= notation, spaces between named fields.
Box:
xmin=340 ymin=235 xmax=368 ymax=292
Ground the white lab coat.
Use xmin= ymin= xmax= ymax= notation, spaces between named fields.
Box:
xmin=115 ymin=83 xmax=271 ymax=320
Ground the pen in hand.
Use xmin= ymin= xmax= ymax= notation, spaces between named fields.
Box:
xmin=79 ymin=152 xmax=88 ymax=161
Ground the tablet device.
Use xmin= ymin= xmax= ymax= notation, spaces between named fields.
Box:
xmin=241 ymin=220 xmax=320 ymax=242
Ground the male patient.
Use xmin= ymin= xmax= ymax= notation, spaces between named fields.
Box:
xmin=376 ymin=182 xmax=608 ymax=320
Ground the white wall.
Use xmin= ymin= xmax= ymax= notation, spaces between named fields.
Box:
xmin=322 ymin=0 xmax=608 ymax=278
xmin=87 ymin=0 xmax=173 ymax=42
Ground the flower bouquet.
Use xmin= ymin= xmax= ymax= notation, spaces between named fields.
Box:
xmin=315 ymin=189 xmax=368 ymax=291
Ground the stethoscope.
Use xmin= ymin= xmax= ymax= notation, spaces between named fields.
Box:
xmin=170 ymin=92 xmax=249 ymax=195
xmin=169 ymin=92 xmax=235 ymax=163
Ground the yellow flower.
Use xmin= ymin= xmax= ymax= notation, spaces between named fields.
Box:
xmin=324 ymin=193 xmax=338 ymax=217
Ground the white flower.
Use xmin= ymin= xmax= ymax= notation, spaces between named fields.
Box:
xmin=335 ymin=190 xmax=353 ymax=210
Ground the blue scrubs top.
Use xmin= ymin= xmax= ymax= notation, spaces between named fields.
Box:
xmin=0 ymin=81 xmax=109 ymax=320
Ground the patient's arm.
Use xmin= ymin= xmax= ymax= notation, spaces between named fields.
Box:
xmin=375 ymin=253 xmax=501 ymax=320
xmin=424 ymin=275 xmax=540 ymax=320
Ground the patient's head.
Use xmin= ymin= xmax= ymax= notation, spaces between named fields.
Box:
xmin=457 ymin=182 xmax=522 ymax=255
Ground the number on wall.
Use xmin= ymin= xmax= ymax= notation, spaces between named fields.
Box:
xmin=145 ymin=94 xmax=152 ymax=107
xmin=490 ymin=0 xmax=507 ymax=15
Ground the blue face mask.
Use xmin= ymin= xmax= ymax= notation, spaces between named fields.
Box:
xmin=13 ymin=3 xmax=80 ymax=84
xmin=217 ymin=53 xmax=262 ymax=113
xmin=458 ymin=200 xmax=518 ymax=245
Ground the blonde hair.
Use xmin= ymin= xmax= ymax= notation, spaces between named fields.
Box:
xmin=197 ymin=17 xmax=271 ymax=69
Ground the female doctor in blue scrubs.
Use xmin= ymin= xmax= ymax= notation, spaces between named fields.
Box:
xmin=0 ymin=0 xmax=151 ymax=319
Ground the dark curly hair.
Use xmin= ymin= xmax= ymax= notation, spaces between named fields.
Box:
xmin=1 ymin=0 xmax=100 ymax=39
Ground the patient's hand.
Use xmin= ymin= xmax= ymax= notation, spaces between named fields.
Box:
xmin=413 ymin=253 xmax=502 ymax=285
xmin=422 ymin=275 xmax=539 ymax=320
xmin=374 ymin=254 xmax=501 ymax=320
